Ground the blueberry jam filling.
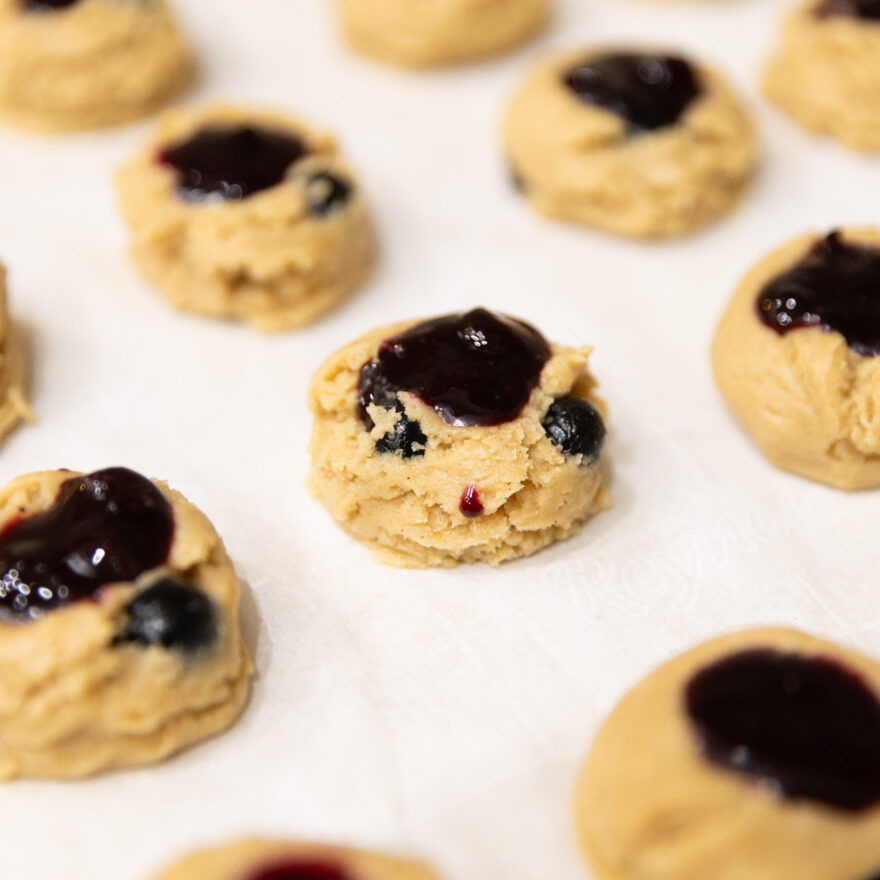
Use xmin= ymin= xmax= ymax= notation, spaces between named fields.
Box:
xmin=0 ymin=468 xmax=173 ymax=621
xmin=248 ymin=859 xmax=352 ymax=880
xmin=21 ymin=0 xmax=80 ymax=11
xmin=460 ymin=485 xmax=484 ymax=518
xmin=305 ymin=171 xmax=352 ymax=217
xmin=357 ymin=308 xmax=551 ymax=429
xmin=159 ymin=125 xmax=308 ymax=203
xmin=685 ymin=648 xmax=880 ymax=810
xmin=817 ymin=0 xmax=880 ymax=19
xmin=757 ymin=231 xmax=880 ymax=356
xmin=564 ymin=53 xmax=700 ymax=132
xmin=119 ymin=578 xmax=217 ymax=651
xmin=543 ymin=396 xmax=606 ymax=463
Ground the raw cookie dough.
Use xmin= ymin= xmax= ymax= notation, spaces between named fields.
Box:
xmin=151 ymin=838 xmax=438 ymax=880
xmin=117 ymin=105 xmax=375 ymax=332
xmin=0 ymin=265 xmax=32 ymax=445
xmin=308 ymin=307 xmax=609 ymax=568
xmin=712 ymin=228 xmax=880 ymax=490
xmin=576 ymin=627 xmax=880 ymax=880
xmin=0 ymin=466 xmax=252 ymax=780
xmin=763 ymin=0 xmax=880 ymax=151
xmin=336 ymin=0 xmax=548 ymax=68
xmin=0 ymin=0 xmax=192 ymax=132
xmin=504 ymin=50 xmax=757 ymax=238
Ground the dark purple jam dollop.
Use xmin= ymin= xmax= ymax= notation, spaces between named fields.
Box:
xmin=816 ymin=0 xmax=880 ymax=19
xmin=564 ymin=53 xmax=700 ymax=132
xmin=158 ymin=125 xmax=308 ymax=202
xmin=249 ymin=860 xmax=351 ymax=880
xmin=757 ymin=232 xmax=880 ymax=356
xmin=685 ymin=648 xmax=880 ymax=811
xmin=21 ymin=0 xmax=79 ymax=10
xmin=459 ymin=485 xmax=484 ymax=518
xmin=357 ymin=308 xmax=551 ymax=428
xmin=0 ymin=468 xmax=174 ymax=622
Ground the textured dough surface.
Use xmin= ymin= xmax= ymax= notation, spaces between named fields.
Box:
xmin=712 ymin=228 xmax=880 ymax=490
xmin=0 ymin=266 xmax=32 ymax=446
xmin=0 ymin=469 xmax=252 ymax=780
xmin=308 ymin=318 xmax=609 ymax=568
xmin=503 ymin=49 xmax=757 ymax=239
xmin=336 ymin=0 xmax=548 ymax=68
xmin=152 ymin=838 xmax=438 ymax=880
xmin=0 ymin=0 xmax=192 ymax=132
xmin=763 ymin=2 xmax=880 ymax=151
xmin=117 ymin=104 xmax=375 ymax=333
xmin=576 ymin=627 xmax=880 ymax=880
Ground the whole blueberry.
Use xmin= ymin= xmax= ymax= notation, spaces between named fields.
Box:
xmin=305 ymin=171 xmax=351 ymax=217
xmin=121 ymin=578 xmax=217 ymax=651
xmin=542 ymin=396 xmax=606 ymax=462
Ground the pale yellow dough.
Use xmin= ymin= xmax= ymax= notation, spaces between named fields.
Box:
xmin=0 ymin=0 xmax=192 ymax=132
xmin=308 ymin=316 xmax=609 ymax=568
xmin=503 ymin=49 xmax=757 ymax=239
xmin=0 ymin=266 xmax=32 ymax=445
xmin=0 ymin=469 xmax=252 ymax=780
xmin=336 ymin=0 xmax=548 ymax=68
xmin=117 ymin=105 xmax=376 ymax=333
xmin=152 ymin=838 xmax=438 ymax=880
xmin=712 ymin=228 xmax=880 ymax=490
xmin=763 ymin=1 xmax=880 ymax=151
xmin=576 ymin=627 xmax=880 ymax=880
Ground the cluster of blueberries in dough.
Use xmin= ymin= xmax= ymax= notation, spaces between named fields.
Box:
xmin=0 ymin=467 xmax=217 ymax=652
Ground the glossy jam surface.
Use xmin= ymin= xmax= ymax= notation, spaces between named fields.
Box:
xmin=459 ymin=485 xmax=484 ymax=518
xmin=21 ymin=0 xmax=80 ymax=10
xmin=357 ymin=308 xmax=551 ymax=428
xmin=757 ymin=232 xmax=880 ymax=356
xmin=817 ymin=0 xmax=880 ymax=19
xmin=564 ymin=53 xmax=700 ymax=132
xmin=248 ymin=860 xmax=351 ymax=880
xmin=0 ymin=468 xmax=174 ymax=621
xmin=120 ymin=578 xmax=216 ymax=651
xmin=159 ymin=125 xmax=308 ymax=202
xmin=685 ymin=648 xmax=880 ymax=810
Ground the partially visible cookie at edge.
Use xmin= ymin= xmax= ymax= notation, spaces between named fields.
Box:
xmin=0 ymin=265 xmax=31 ymax=446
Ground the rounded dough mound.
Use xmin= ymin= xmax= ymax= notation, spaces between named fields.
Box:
xmin=712 ymin=228 xmax=880 ymax=491
xmin=0 ymin=469 xmax=252 ymax=780
xmin=0 ymin=0 xmax=192 ymax=132
xmin=0 ymin=265 xmax=32 ymax=446
xmin=336 ymin=0 xmax=548 ymax=68
xmin=308 ymin=317 xmax=609 ymax=568
xmin=576 ymin=627 xmax=880 ymax=880
xmin=152 ymin=838 xmax=438 ymax=880
xmin=116 ymin=104 xmax=376 ymax=333
xmin=763 ymin=1 xmax=880 ymax=151
xmin=503 ymin=49 xmax=757 ymax=239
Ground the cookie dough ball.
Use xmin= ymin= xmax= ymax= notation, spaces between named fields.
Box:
xmin=151 ymin=838 xmax=438 ymax=880
xmin=336 ymin=0 xmax=548 ymax=68
xmin=0 ymin=265 xmax=32 ymax=445
xmin=763 ymin=0 xmax=880 ymax=150
xmin=576 ymin=627 xmax=880 ymax=880
xmin=308 ymin=307 xmax=609 ymax=568
xmin=504 ymin=50 xmax=757 ymax=239
xmin=0 ymin=466 xmax=252 ymax=779
xmin=712 ymin=228 xmax=880 ymax=490
xmin=116 ymin=105 xmax=375 ymax=332
xmin=0 ymin=0 xmax=192 ymax=132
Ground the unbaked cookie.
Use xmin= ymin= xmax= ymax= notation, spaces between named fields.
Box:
xmin=0 ymin=466 xmax=251 ymax=779
xmin=763 ymin=0 xmax=880 ymax=150
xmin=712 ymin=228 xmax=880 ymax=490
xmin=308 ymin=307 xmax=609 ymax=568
xmin=576 ymin=627 xmax=880 ymax=880
xmin=151 ymin=838 xmax=438 ymax=880
xmin=0 ymin=0 xmax=192 ymax=132
xmin=117 ymin=105 xmax=375 ymax=333
xmin=504 ymin=50 xmax=757 ymax=238
xmin=336 ymin=0 xmax=548 ymax=68
xmin=0 ymin=265 xmax=32 ymax=445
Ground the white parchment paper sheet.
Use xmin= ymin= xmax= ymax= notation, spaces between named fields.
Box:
xmin=0 ymin=0 xmax=878 ymax=877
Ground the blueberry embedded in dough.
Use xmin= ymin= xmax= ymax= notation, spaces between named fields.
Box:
xmin=304 ymin=171 xmax=353 ymax=217
xmin=20 ymin=0 xmax=79 ymax=12
xmin=542 ymin=395 xmax=606 ymax=463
